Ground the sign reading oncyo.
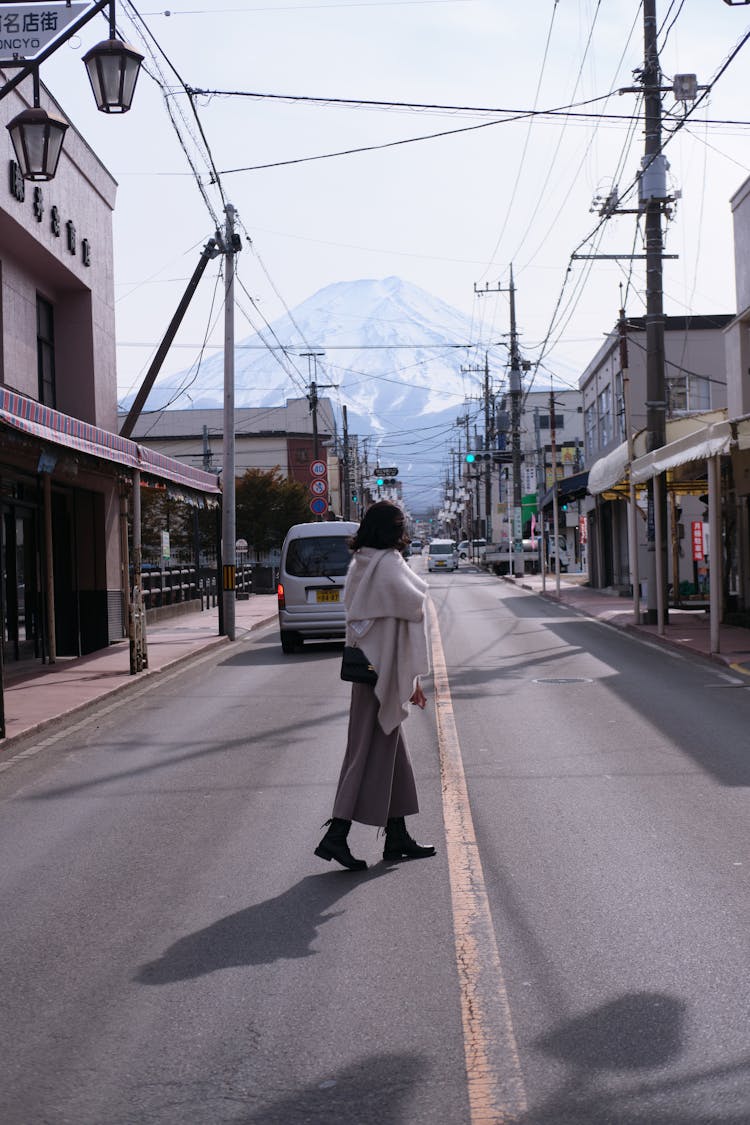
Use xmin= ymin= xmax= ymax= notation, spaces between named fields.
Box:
xmin=0 ymin=4 xmax=89 ymax=61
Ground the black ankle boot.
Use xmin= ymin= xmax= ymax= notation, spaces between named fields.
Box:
xmin=383 ymin=816 xmax=436 ymax=861
xmin=315 ymin=818 xmax=367 ymax=871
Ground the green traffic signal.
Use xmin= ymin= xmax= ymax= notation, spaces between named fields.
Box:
xmin=377 ymin=477 xmax=384 ymax=486
xmin=465 ymin=453 xmax=475 ymax=463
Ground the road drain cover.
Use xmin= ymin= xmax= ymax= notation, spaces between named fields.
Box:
xmin=533 ymin=677 xmax=593 ymax=684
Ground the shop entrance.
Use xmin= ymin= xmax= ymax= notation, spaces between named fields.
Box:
xmin=1 ymin=502 xmax=42 ymax=663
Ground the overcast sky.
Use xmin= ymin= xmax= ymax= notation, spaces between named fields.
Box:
xmin=40 ymin=0 xmax=750 ymax=428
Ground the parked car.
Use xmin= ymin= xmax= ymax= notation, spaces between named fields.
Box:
xmin=427 ymin=539 xmax=459 ymax=572
xmin=277 ymin=521 xmax=359 ymax=653
xmin=457 ymin=538 xmax=487 ymax=560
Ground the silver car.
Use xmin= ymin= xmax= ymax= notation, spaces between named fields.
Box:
xmin=277 ymin=521 xmax=359 ymax=653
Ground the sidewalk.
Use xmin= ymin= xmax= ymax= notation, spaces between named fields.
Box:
xmin=0 ymin=595 xmax=279 ymax=748
xmin=3 ymin=575 xmax=750 ymax=752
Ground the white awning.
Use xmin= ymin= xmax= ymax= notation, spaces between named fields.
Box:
xmin=588 ymin=411 xmax=733 ymax=493
xmin=631 ymin=417 xmax=732 ymax=483
xmin=587 ymin=441 xmax=629 ymax=495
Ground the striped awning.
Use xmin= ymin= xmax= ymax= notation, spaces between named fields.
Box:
xmin=0 ymin=388 xmax=220 ymax=494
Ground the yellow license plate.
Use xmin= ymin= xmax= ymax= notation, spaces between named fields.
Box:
xmin=316 ymin=589 xmax=340 ymax=603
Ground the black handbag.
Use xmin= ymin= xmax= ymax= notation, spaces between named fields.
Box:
xmin=340 ymin=645 xmax=378 ymax=685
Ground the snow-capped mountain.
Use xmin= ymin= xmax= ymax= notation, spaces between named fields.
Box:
xmin=126 ymin=276 xmax=502 ymax=508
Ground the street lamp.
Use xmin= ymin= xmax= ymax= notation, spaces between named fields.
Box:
xmin=4 ymin=0 xmax=143 ymax=180
xmin=83 ymin=18 xmax=143 ymax=114
xmin=7 ymin=71 xmax=67 ymax=181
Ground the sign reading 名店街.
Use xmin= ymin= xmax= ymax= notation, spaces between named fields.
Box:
xmin=0 ymin=4 xmax=88 ymax=59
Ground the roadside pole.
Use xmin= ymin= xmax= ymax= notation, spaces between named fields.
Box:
xmin=642 ymin=0 xmax=669 ymax=627
xmin=620 ymin=303 xmax=641 ymax=624
xmin=550 ymin=392 xmax=561 ymax=601
xmin=222 ymin=204 xmax=239 ymax=640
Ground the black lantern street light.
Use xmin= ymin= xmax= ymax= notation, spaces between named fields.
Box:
xmin=3 ymin=0 xmax=143 ymax=181
xmin=83 ymin=6 xmax=143 ymax=114
xmin=7 ymin=71 xmax=68 ymax=181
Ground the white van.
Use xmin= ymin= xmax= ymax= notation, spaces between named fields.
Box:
xmin=427 ymin=539 xmax=459 ymax=573
xmin=277 ymin=521 xmax=359 ymax=653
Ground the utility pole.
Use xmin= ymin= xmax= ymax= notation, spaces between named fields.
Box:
xmin=301 ymin=352 xmax=325 ymax=460
xmin=533 ymin=407 xmax=547 ymax=592
xmin=476 ymin=268 xmax=523 ymax=573
xmin=619 ymin=299 xmax=641 ymax=625
xmin=550 ymin=391 xmax=561 ymax=601
xmin=483 ymin=352 xmax=494 ymax=543
xmin=222 ymin=203 xmax=241 ymax=641
xmin=460 ymin=360 xmax=493 ymax=540
xmin=642 ymin=0 xmax=668 ymax=627
xmin=342 ymin=405 xmax=351 ymax=520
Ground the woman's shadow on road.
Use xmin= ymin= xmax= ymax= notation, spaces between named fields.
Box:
xmin=134 ymin=866 xmax=393 ymax=985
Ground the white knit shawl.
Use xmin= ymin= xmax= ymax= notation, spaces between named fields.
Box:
xmin=344 ymin=547 xmax=430 ymax=735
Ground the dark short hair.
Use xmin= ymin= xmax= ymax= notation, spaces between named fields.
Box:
xmin=350 ymin=501 xmax=408 ymax=551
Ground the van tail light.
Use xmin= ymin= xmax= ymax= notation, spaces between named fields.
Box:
xmin=277 ymin=582 xmax=285 ymax=609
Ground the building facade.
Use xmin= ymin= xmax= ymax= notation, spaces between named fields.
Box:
xmin=1 ymin=75 xmax=218 ymax=666
xmin=581 ymin=315 xmax=732 ymax=592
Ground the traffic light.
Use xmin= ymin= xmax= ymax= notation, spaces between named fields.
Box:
xmin=376 ymin=477 xmax=384 ymax=487
xmin=465 ymin=453 xmax=475 ymax=464
xmin=467 ymin=451 xmax=492 ymax=463
xmin=351 ymin=492 xmax=358 ymax=504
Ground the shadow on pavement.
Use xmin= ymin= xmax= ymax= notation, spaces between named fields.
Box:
xmin=135 ymin=866 xmax=395 ymax=984
xmin=219 ymin=638 xmax=344 ymax=670
xmin=522 ymin=991 xmax=750 ymax=1124
xmin=545 ymin=618 xmax=750 ymax=787
xmin=232 ymin=1051 xmax=428 ymax=1124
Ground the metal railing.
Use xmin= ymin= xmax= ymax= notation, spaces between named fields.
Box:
xmin=138 ymin=563 xmax=274 ymax=610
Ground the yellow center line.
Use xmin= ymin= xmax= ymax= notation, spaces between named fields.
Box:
xmin=428 ymin=598 xmax=528 ymax=1124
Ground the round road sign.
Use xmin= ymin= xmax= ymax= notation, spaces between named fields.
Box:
xmin=310 ymin=478 xmax=327 ymax=496
xmin=310 ymin=497 xmax=328 ymax=515
xmin=310 ymin=460 xmax=327 ymax=477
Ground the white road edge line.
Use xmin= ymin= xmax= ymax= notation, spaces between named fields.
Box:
xmin=428 ymin=598 xmax=528 ymax=1124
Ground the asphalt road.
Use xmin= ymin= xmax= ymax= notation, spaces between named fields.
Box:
xmin=2 ymin=559 xmax=750 ymax=1124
